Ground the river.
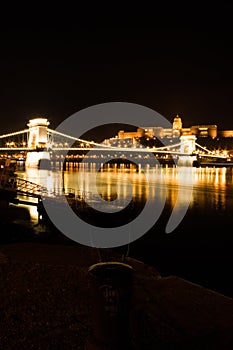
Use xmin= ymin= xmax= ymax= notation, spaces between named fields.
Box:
xmin=15 ymin=163 xmax=233 ymax=297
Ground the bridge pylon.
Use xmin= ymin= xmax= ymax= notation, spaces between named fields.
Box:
xmin=179 ymin=135 xmax=197 ymax=166
xmin=180 ymin=135 xmax=196 ymax=154
xmin=27 ymin=118 xmax=50 ymax=149
xmin=26 ymin=118 xmax=50 ymax=168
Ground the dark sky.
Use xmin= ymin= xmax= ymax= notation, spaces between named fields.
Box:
xmin=0 ymin=4 xmax=233 ymax=135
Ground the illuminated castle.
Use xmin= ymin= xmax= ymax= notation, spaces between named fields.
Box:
xmin=142 ymin=115 xmax=218 ymax=139
xmin=172 ymin=115 xmax=182 ymax=137
xmin=142 ymin=115 xmax=183 ymax=139
xmin=104 ymin=115 xmax=221 ymax=145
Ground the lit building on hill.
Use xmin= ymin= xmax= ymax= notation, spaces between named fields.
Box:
xmin=218 ymin=130 xmax=233 ymax=138
xmin=190 ymin=125 xmax=217 ymax=138
xmin=142 ymin=127 xmax=164 ymax=138
xmin=103 ymin=115 xmax=233 ymax=147
xmin=103 ymin=128 xmax=144 ymax=147
xmin=117 ymin=128 xmax=145 ymax=139
xmin=143 ymin=115 xmax=183 ymax=138
xmin=143 ymin=116 xmax=218 ymax=139
xmin=172 ymin=115 xmax=183 ymax=137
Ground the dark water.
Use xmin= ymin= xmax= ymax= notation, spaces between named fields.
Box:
xmin=1 ymin=164 xmax=233 ymax=297
xmin=129 ymin=168 xmax=233 ymax=297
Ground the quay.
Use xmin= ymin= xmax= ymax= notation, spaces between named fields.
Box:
xmin=0 ymin=243 xmax=233 ymax=349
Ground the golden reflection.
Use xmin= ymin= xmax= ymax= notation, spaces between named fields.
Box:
xmin=17 ymin=163 xmax=233 ymax=221
xmin=28 ymin=205 xmax=39 ymax=222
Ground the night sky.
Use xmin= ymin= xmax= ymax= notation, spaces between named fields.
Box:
xmin=0 ymin=4 xmax=233 ymax=136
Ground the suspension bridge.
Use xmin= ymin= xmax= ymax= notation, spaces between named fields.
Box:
xmin=0 ymin=117 xmax=231 ymax=221
xmin=0 ymin=117 xmax=229 ymax=167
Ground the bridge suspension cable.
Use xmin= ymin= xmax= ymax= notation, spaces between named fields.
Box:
xmin=154 ymin=142 xmax=182 ymax=150
xmin=195 ymin=142 xmax=227 ymax=159
xmin=48 ymin=128 xmax=113 ymax=148
xmin=0 ymin=129 xmax=29 ymax=139
xmin=195 ymin=142 xmax=215 ymax=155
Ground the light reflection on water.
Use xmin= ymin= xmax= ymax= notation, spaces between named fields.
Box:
xmin=14 ymin=164 xmax=233 ymax=298
xmin=16 ymin=164 xmax=233 ymax=221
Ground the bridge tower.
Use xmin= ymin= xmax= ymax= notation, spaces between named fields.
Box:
xmin=180 ymin=135 xmax=196 ymax=154
xmin=27 ymin=118 xmax=50 ymax=149
xmin=179 ymin=135 xmax=197 ymax=166
xmin=26 ymin=118 xmax=51 ymax=168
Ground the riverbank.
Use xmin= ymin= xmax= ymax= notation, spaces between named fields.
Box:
xmin=0 ymin=243 xmax=233 ymax=349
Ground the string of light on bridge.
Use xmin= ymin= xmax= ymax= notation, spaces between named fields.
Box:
xmin=0 ymin=129 xmax=29 ymax=139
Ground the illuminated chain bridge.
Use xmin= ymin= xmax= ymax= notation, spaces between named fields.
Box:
xmin=0 ymin=118 xmax=228 ymax=167
xmin=0 ymin=118 xmax=230 ymax=215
